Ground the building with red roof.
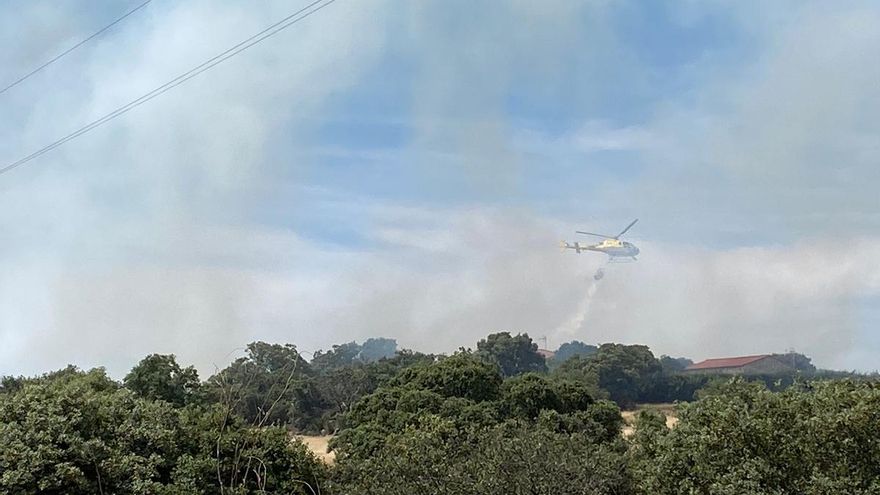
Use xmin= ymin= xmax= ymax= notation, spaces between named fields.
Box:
xmin=684 ymin=354 xmax=793 ymax=375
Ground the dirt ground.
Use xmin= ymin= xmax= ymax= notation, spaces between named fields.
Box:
xmin=296 ymin=435 xmax=336 ymax=464
xmin=620 ymin=403 xmax=679 ymax=437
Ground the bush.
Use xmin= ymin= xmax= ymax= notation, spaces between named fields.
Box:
xmin=629 ymin=379 xmax=880 ymax=494
xmin=0 ymin=368 xmax=327 ymax=494
xmin=331 ymin=420 xmax=632 ymax=495
xmin=476 ymin=332 xmax=547 ymax=377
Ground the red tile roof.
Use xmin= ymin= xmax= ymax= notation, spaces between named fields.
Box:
xmin=686 ymin=354 xmax=771 ymax=370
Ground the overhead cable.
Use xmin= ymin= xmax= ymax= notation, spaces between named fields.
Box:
xmin=0 ymin=0 xmax=337 ymax=177
xmin=0 ymin=0 xmax=153 ymax=96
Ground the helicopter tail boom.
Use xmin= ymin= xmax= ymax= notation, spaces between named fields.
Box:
xmin=560 ymin=241 xmax=589 ymax=253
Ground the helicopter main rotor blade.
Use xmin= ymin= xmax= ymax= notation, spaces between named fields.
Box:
xmin=615 ymin=218 xmax=638 ymax=239
xmin=576 ymin=231 xmax=615 ymax=239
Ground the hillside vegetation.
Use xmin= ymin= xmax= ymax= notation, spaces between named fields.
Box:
xmin=1 ymin=332 xmax=878 ymax=494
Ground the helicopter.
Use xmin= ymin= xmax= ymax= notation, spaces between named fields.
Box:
xmin=560 ymin=219 xmax=640 ymax=278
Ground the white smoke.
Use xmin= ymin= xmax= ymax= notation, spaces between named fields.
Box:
xmin=554 ymin=277 xmax=601 ymax=340
xmin=2 ymin=0 xmax=880 ymax=380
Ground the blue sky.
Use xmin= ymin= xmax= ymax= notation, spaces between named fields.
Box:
xmin=1 ymin=0 xmax=878 ymax=377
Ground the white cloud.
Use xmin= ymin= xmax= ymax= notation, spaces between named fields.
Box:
xmin=629 ymin=3 xmax=880 ymax=240
xmin=572 ymin=121 xmax=659 ymax=153
xmin=515 ymin=120 xmax=660 ymax=158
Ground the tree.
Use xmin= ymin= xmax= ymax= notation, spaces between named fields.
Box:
xmin=556 ymin=344 xmax=662 ymax=408
xmin=331 ymin=420 xmax=632 ymax=495
xmin=630 ymin=379 xmax=880 ymax=494
xmin=658 ymin=355 xmax=692 ymax=373
xmin=400 ymin=352 xmax=503 ymax=402
xmin=0 ymin=375 xmax=24 ymax=395
xmin=410 ymin=352 xmax=503 ymax=401
xmin=476 ymin=332 xmax=547 ymax=377
xmin=501 ymin=373 xmax=561 ymax=419
xmin=205 ymin=341 xmax=319 ymax=431
xmin=332 ymin=350 xmax=619 ymax=464
xmin=312 ymin=350 xmax=437 ymax=432
xmin=640 ymin=372 xmax=710 ymax=403
xmin=771 ymin=352 xmax=817 ymax=373
xmin=124 ymin=354 xmax=200 ymax=406
xmin=333 ymin=360 xmax=627 ymax=495
xmin=358 ymin=337 xmax=398 ymax=362
xmin=311 ymin=342 xmax=363 ymax=372
xmin=313 ymin=366 xmax=381 ymax=433
xmin=311 ymin=338 xmax=399 ymax=372
xmin=0 ymin=367 xmax=326 ymax=494
xmin=242 ymin=341 xmax=311 ymax=374
xmin=553 ymin=341 xmax=598 ymax=366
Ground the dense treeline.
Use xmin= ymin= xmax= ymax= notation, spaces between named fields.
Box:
xmin=1 ymin=332 xmax=878 ymax=493
xmin=630 ymin=379 xmax=880 ymax=493
xmin=0 ymin=366 xmax=325 ymax=494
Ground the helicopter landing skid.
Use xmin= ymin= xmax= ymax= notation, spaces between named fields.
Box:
xmin=608 ymin=257 xmax=637 ymax=264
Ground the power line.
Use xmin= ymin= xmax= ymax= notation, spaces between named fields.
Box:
xmin=0 ymin=0 xmax=338 ymax=178
xmin=0 ymin=0 xmax=153 ymax=97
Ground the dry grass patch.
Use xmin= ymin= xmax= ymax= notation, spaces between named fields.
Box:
xmin=296 ymin=435 xmax=336 ymax=464
xmin=621 ymin=403 xmax=679 ymax=437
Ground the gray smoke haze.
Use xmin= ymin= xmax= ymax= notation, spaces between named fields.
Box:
xmin=7 ymin=205 xmax=877 ymax=376
xmin=2 ymin=1 xmax=879 ymax=378
xmin=629 ymin=3 xmax=880 ymax=240
xmin=1 ymin=0 xmax=392 ymax=376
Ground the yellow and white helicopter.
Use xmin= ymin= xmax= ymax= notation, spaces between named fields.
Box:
xmin=560 ymin=218 xmax=640 ymax=262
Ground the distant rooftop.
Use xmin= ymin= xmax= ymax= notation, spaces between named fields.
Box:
xmin=686 ymin=354 xmax=771 ymax=371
